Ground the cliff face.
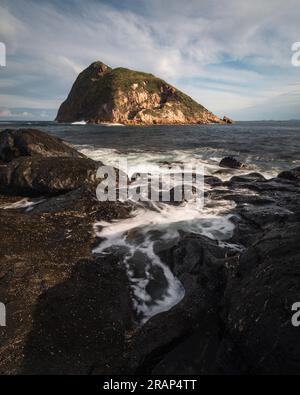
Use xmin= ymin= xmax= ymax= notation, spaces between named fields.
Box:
xmin=56 ymin=61 xmax=223 ymax=125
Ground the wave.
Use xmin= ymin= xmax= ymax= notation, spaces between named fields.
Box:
xmin=71 ymin=121 xmax=87 ymax=125
xmin=0 ymin=198 xmax=45 ymax=211
xmin=77 ymin=145 xmax=278 ymax=181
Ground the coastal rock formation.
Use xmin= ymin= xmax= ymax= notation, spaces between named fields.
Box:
xmin=129 ymin=172 xmax=300 ymax=374
xmin=0 ymin=129 xmax=134 ymax=374
xmin=56 ymin=61 xmax=224 ymax=125
xmin=278 ymin=166 xmax=300 ymax=182
xmin=0 ymin=128 xmax=83 ymax=162
xmin=223 ymin=116 xmax=234 ymax=124
xmin=0 ymin=156 xmax=100 ymax=197
xmin=223 ymin=219 xmax=300 ymax=375
xmin=0 ymin=129 xmax=300 ymax=375
xmin=0 ymin=129 xmax=103 ymax=196
xmin=219 ymin=156 xmax=244 ymax=169
xmin=0 ymin=195 xmax=133 ymax=374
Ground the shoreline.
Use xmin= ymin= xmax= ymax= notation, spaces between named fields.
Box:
xmin=0 ymin=127 xmax=300 ymax=374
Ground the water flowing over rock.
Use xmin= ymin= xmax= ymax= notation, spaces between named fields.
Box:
xmin=1 ymin=129 xmax=300 ymax=375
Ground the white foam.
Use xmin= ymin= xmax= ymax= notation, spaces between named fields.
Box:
xmin=101 ymin=122 xmax=125 ymax=127
xmin=87 ymin=145 xmax=242 ymax=323
xmin=0 ymin=198 xmax=45 ymax=212
xmin=71 ymin=121 xmax=87 ymax=125
xmin=77 ymin=146 xmax=277 ymax=181
xmin=93 ymin=196 xmax=236 ymax=323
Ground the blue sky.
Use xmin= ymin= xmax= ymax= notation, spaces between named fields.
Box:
xmin=0 ymin=0 xmax=299 ymax=121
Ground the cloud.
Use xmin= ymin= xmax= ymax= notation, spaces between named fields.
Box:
xmin=0 ymin=106 xmax=55 ymax=120
xmin=0 ymin=109 xmax=12 ymax=117
xmin=0 ymin=0 xmax=299 ymax=120
xmin=0 ymin=108 xmax=33 ymax=118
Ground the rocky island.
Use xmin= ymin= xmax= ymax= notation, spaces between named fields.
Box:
xmin=56 ymin=61 xmax=228 ymax=125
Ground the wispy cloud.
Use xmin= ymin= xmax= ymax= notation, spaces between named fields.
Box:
xmin=0 ymin=0 xmax=299 ymax=120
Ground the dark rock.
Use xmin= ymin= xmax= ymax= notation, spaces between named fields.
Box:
xmin=229 ymin=173 xmax=266 ymax=183
xmin=0 ymin=156 xmax=101 ymax=197
xmin=129 ymin=233 xmax=228 ymax=374
xmin=0 ymin=186 xmax=133 ymax=374
xmin=278 ymin=167 xmax=300 ymax=183
xmin=0 ymin=128 xmax=83 ymax=163
xmin=223 ymin=116 xmax=234 ymax=124
xmin=29 ymin=185 xmax=133 ymax=221
xmin=214 ymin=168 xmax=237 ymax=177
xmin=1 ymin=128 xmax=300 ymax=375
xmin=222 ymin=219 xmax=300 ymax=374
xmin=217 ymin=192 xmax=276 ymax=206
xmin=219 ymin=156 xmax=244 ymax=169
xmin=204 ymin=175 xmax=223 ymax=187
xmin=22 ymin=257 xmax=133 ymax=375
xmin=239 ymin=205 xmax=292 ymax=227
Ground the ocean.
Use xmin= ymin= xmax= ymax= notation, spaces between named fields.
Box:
xmin=1 ymin=120 xmax=299 ymax=177
xmin=1 ymin=120 xmax=299 ymax=322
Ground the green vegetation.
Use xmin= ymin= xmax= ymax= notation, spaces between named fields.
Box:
xmin=57 ymin=60 xmax=213 ymax=123
xmin=110 ymin=67 xmax=162 ymax=95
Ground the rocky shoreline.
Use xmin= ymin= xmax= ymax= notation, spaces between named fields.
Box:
xmin=0 ymin=128 xmax=300 ymax=374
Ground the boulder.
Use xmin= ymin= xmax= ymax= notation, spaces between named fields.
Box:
xmin=219 ymin=156 xmax=244 ymax=169
xmin=0 ymin=156 xmax=100 ymax=196
xmin=0 ymin=128 xmax=83 ymax=163
xmin=278 ymin=167 xmax=300 ymax=182
xmin=223 ymin=116 xmax=234 ymax=124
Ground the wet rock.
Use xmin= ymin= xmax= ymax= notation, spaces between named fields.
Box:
xmin=1 ymin=128 xmax=300 ymax=375
xmin=151 ymin=312 xmax=222 ymax=374
xmin=278 ymin=167 xmax=300 ymax=183
xmin=204 ymin=175 xmax=223 ymax=187
xmin=239 ymin=205 xmax=292 ymax=227
xmin=219 ymin=157 xmax=244 ymax=169
xmin=0 ymin=128 xmax=84 ymax=163
xmin=129 ymin=234 xmax=228 ymax=373
xmin=229 ymin=173 xmax=266 ymax=183
xmin=0 ymin=156 xmax=101 ymax=197
xmin=222 ymin=219 xmax=300 ymax=374
xmin=218 ymin=192 xmax=275 ymax=206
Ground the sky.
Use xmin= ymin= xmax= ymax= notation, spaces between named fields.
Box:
xmin=0 ymin=0 xmax=299 ymax=121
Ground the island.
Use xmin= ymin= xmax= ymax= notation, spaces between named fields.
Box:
xmin=56 ymin=61 xmax=231 ymax=125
